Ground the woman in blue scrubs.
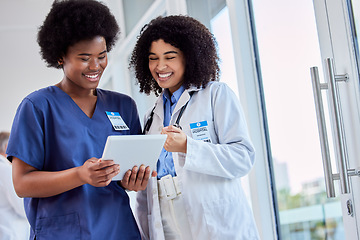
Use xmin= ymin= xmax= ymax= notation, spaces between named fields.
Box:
xmin=6 ymin=1 xmax=151 ymax=239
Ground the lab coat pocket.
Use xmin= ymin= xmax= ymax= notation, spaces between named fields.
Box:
xmin=35 ymin=212 xmax=80 ymax=240
xmin=203 ymin=199 xmax=240 ymax=239
xmin=203 ymin=196 xmax=258 ymax=240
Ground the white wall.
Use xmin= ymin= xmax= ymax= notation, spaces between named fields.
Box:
xmin=0 ymin=0 xmax=62 ymax=132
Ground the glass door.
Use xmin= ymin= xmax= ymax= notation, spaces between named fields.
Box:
xmin=312 ymin=0 xmax=360 ymax=239
xmin=250 ymin=0 xmax=360 ymax=238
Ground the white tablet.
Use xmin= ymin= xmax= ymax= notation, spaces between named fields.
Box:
xmin=101 ymin=134 xmax=166 ymax=181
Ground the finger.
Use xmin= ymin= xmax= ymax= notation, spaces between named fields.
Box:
xmin=163 ymin=141 xmax=169 ymax=151
xmin=102 ymin=164 xmax=120 ymax=179
xmin=129 ymin=166 xmax=149 ymax=191
xmin=139 ymin=167 xmax=151 ymax=188
xmin=105 ymin=166 xmax=121 ymax=180
xmin=143 ymin=166 xmax=152 ymax=179
xmin=97 ymin=160 xmax=117 ymax=169
xmin=135 ymin=165 xmax=146 ymax=184
xmin=95 ymin=173 xmax=111 ymax=186
xmin=105 ymin=179 xmax=112 ymax=186
xmin=99 ymin=164 xmax=119 ymax=175
xmin=88 ymin=160 xmax=115 ymax=171
xmin=138 ymin=167 xmax=151 ymax=190
xmin=161 ymin=127 xmax=169 ymax=135
xmin=90 ymin=165 xmax=118 ymax=185
xmin=122 ymin=169 xmax=132 ymax=182
xmin=97 ymin=175 xmax=113 ymax=186
xmin=162 ymin=126 xmax=180 ymax=134
xmin=120 ymin=170 xmax=132 ymax=188
xmin=129 ymin=166 xmax=138 ymax=184
xmin=151 ymin=170 xmax=157 ymax=178
xmin=166 ymin=132 xmax=177 ymax=141
xmin=167 ymin=125 xmax=182 ymax=133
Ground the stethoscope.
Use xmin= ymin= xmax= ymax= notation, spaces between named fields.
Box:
xmin=143 ymin=91 xmax=194 ymax=134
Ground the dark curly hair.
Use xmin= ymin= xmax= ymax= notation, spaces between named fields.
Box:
xmin=129 ymin=15 xmax=220 ymax=96
xmin=37 ymin=0 xmax=120 ymax=69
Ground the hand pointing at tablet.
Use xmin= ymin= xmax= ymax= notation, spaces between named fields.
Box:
xmin=161 ymin=125 xmax=187 ymax=153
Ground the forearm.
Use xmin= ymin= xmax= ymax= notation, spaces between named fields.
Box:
xmin=13 ymin=165 xmax=84 ymax=198
xmin=12 ymin=157 xmax=120 ymax=198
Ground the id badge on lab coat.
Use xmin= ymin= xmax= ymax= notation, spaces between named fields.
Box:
xmin=190 ymin=121 xmax=211 ymax=143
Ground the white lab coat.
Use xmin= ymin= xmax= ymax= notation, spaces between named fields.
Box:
xmin=135 ymin=82 xmax=259 ymax=240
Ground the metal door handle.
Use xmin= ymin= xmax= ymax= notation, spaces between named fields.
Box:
xmin=310 ymin=66 xmax=335 ymax=197
xmin=326 ymin=58 xmax=350 ymax=194
xmin=310 ymin=57 xmax=350 ymax=197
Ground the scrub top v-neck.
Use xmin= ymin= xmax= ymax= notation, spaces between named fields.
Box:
xmin=6 ymin=86 xmax=142 ymax=240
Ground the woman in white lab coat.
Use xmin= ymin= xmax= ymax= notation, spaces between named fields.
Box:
xmin=130 ymin=15 xmax=259 ymax=240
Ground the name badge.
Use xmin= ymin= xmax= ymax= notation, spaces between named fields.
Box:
xmin=106 ymin=111 xmax=130 ymax=131
xmin=190 ymin=121 xmax=211 ymax=143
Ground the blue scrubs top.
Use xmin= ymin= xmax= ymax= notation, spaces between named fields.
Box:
xmin=6 ymin=86 xmax=141 ymax=240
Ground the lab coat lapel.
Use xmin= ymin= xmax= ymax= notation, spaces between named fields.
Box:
xmin=152 ymin=93 xmax=164 ymax=122
xmin=173 ymin=91 xmax=190 ymax=116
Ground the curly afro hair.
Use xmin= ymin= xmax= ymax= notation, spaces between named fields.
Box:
xmin=38 ymin=0 xmax=120 ymax=69
xmin=129 ymin=15 xmax=220 ymax=96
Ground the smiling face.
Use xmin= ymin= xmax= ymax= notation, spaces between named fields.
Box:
xmin=60 ymin=36 xmax=107 ymax=94
xmin=148 ymin=39 xmax=186 ymax=94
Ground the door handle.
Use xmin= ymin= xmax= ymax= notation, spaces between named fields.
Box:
xmin=310 ymin=57 xmax=354 ymax=198
xmin=310 ymin=66 xmax=335 ymax=197
xmin=325 ymin=58 xmax=350 ymax=195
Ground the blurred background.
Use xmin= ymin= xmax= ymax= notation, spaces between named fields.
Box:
xmin=1 ymin=0 xmax=360 ymax=239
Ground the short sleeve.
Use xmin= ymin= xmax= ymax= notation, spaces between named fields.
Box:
xmin=7 ymin=98 xmax=45 ymax=170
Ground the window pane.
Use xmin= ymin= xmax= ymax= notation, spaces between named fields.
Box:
xmin=211 ymin=7 xmax=239 ymax=97
xmin=122 ymin=0 xmax=155 ymax=36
